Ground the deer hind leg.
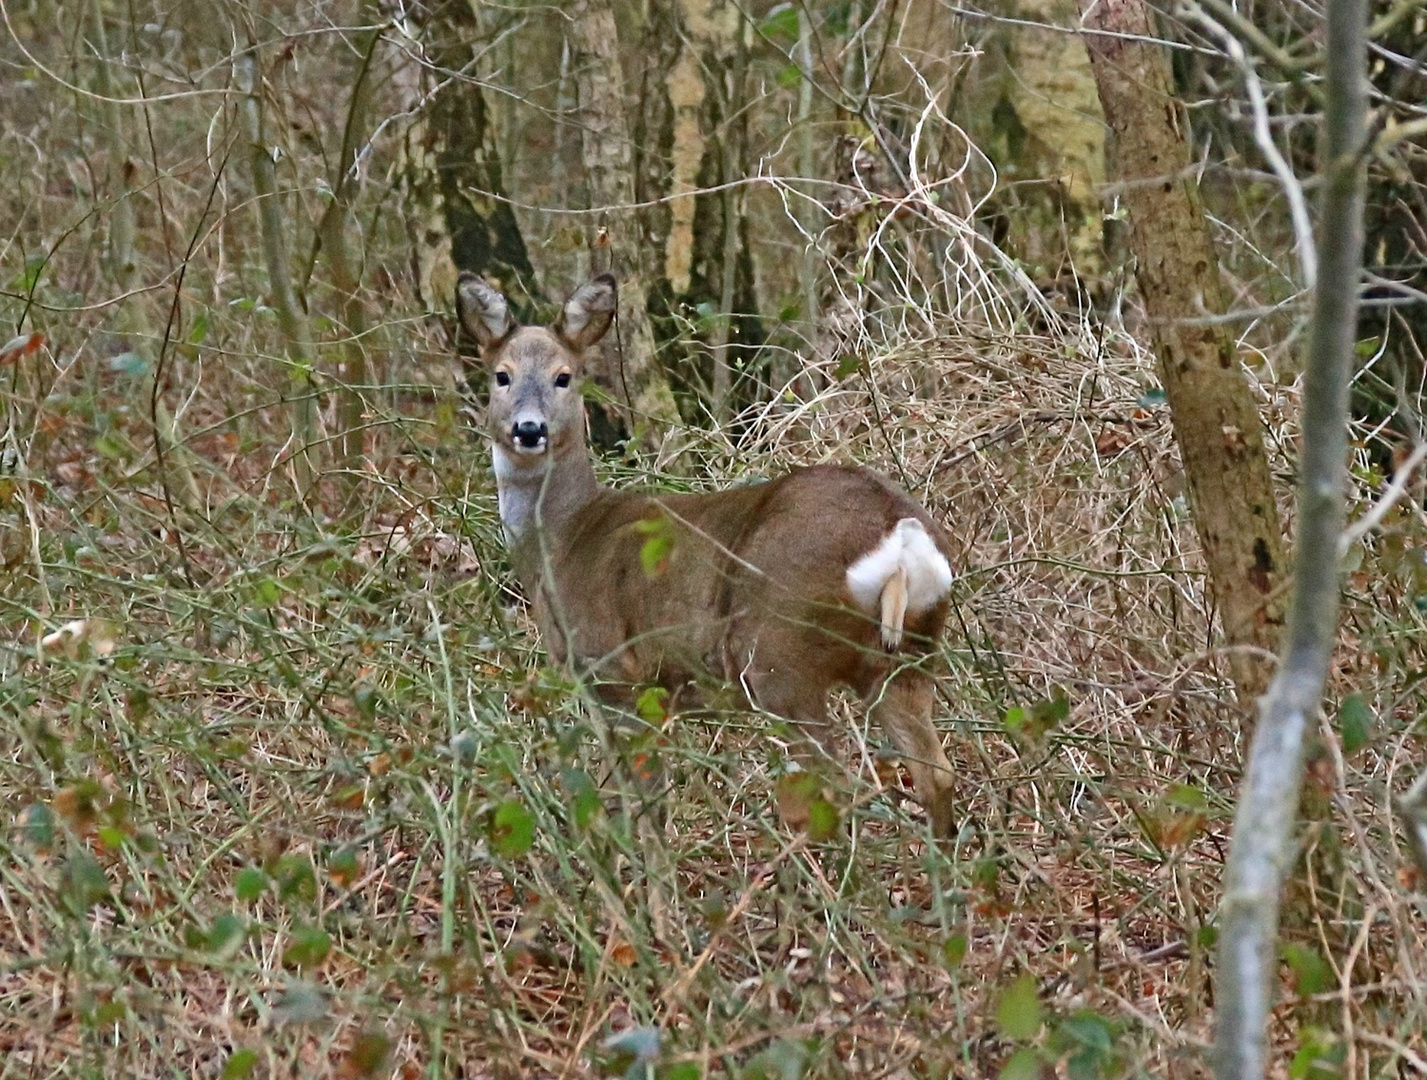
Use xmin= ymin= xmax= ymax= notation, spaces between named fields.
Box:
xmin=867 ymin=668 xmax=956 ymax=838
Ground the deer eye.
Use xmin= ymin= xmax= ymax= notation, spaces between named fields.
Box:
xmin=554 ymin=372 xmax=571 ymax=389
xmin=494 ymin=371 xmax=511 ymax=387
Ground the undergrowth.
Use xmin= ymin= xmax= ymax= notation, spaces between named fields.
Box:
xmin=2 ymin=6 xmax=1426 ymax=1076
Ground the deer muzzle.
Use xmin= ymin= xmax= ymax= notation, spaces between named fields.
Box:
xmin=511 ymin=419 xmax=549 ymax=453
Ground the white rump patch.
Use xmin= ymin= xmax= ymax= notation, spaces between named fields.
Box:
xmin=845 ymin=518 xmax=954 ymax=648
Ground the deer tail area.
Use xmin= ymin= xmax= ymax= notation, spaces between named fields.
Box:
xmin=844 ymin=518 xmax=954 ymax=650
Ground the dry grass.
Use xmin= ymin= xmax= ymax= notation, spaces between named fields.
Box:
xmin=3 ymin=6 xmax=1427 ymax=1079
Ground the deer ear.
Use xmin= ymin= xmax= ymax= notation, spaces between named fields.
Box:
xmin=456 ymin=272 xmax=514 ymax=353
xmin=556 ymin=274 xmax=617 ymax=351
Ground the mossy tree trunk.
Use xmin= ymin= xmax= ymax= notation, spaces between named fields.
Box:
xmin=316 ymin=6 xmax=381 ymax=507
xmin=236 ymin=41 xmax=318 ymax=506
xmin=568 ymin=0 xmax=680 ymax=438
xmin=405 ymin=0 xmax=540 ymax=325
xmin=1078 ymin=0 xmax=1286 ymax=701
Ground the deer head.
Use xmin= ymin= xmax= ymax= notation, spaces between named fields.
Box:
xmin=456 ymin=271 xmax=614 ymax=468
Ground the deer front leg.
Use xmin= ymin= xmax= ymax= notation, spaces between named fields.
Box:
xmin=867 ymin=669 xmax=957 ymax=839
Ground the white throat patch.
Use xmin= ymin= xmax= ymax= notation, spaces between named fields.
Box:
xmin=491 ymin=445 xmax=544 ymax=542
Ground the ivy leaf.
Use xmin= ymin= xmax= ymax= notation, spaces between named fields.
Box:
xmin=221 ymin=1049 xmax=259 ymax=1079
xmin=634 ymin=516 xmax=675 ymax=577
xmin=491 ymin=799 xmax=536 ymax=858
xmin=942 ymin=932 xmax=969 ymax=969
xmin=282 ymin=924 xmax=331 ymax=969
xmin=996 ymin=974 xmax=1043 ymax=1041
xmin=999 ymin=1048 xmax=1041 ymax=1080
xmin=235 ymin=866 xmax=268 ymax=903
xmin=1337 ymin=694 xmax=1372 ymax=755
xmin=1281 ymin=942 xmax=1333 ymax=996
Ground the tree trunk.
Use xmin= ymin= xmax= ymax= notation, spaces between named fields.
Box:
xmin=708 ymin=12 xmax=749 ymax=422
xmin=236 ymin=42 xmax=317 ymax=505
xmin=91 ymin=0 xmax=203 ymax=519
xmin=317 ymin=9 xmax=381 ymax=508
xmin=568 ymin=0 xmax=680 ymax=437
xmin=1078 ymin=0 xmax=1286 ymax=701
xmin=1213 ymin=0 xmax=1370 ymax=1071
xmin=404 ymin=0 xmax=540 ymax=323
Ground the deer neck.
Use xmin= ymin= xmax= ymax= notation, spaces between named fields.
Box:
xmin=492 ymin=443 xmax=600 ymax=582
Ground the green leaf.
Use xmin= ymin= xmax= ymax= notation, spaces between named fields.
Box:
xmin=235 ymin=866 xmax=268 ymax=903
xmin=275 ymin=855 xmax=317 ymax=901
xmin=327 ymin=846 xmax=360 ymax=886
xmin=1289 ymin=1026 xmax=1344 ymax=1080
xmin=759 ymin=6 xmax=801 ymax=39
xmin=352 ymin=683 xmax=379 ymax=719
xmin=222 ymin=1049 xmax=259 ymax=1080
xmin=1005 ymin=691 xmax=1069 ymax=744
xmin=9 ymin=254 xmax=45 ymax=293
xmin=1058 ymin=1012 xmax=1113 ymax=1053
xmin=1054 ymin=1010 xmax=1118 ymax=1080
xmin=206 ymin=912 xmax=246 ymax=954
xmin=634 ymin=516 xmax=676 ymax=577
xmin=1281 ymin=943 xmax=1333 ymax=996
xmin=640 ymin=534 xmax=673 ymax=577
xmin=999 ymin=1048 xmax=1042 ymax=1080
xmin=1337 ymin=694 xmax=1372 ymax=755
xmin=20 ymin=802 xmax=55 ymax=849
xmin=491 ymin=799 xmax=536 ymax=858
xmin=806 ymin=797 xmax=840 ymax=842
xmin=282 ymin=924 xmax=331 ymax=969
xmin=252 ymin=577 xmax=282 ymax=608
xmin=562 ymin=768 xmax=602 ymax=831
xmin=94 ymin=432 xmax=129 ymax=460
xmin=942 ymin=932 xmax=968 ymax=969
xmin=636 ymin=685 xmax=669 ymax=725
xmin=996 ymin=974 xmax=1043 ymax=1041
xmin=972 ymin=855 xmax=1000 ymax=891
xmin=1164 ymin=783 xmax=1207 ymax=811
xmin=660 ymin=1064 xmax=702 ymax=1080
xmin=833 ymin=355 xmax=865 ymax=379
xmin=189 ymin=311 xmax=210 ymax=344
xmin=776 ymin=63 xmax=804 ymax=89
xmin=775 ymin=771 xmax=824 ymax=831
xmin=62 ymin=851 xmax=111 ymax=914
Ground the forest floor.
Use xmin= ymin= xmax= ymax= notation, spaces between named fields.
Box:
xmin=2 ymin=301 xmax=1426 ymax=1080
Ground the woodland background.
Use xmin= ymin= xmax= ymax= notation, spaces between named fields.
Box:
xmin=1 ymin=0 xmax=1425 ymax=1076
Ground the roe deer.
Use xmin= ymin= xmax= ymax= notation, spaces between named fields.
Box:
xmin=457 ymin=272 xmax=958 ymax=837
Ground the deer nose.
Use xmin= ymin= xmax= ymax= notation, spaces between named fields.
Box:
xmin=512 ymin=420 xmax=548 ymax=449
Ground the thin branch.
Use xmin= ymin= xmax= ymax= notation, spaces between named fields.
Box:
xmin=1189 ymin=8 xmax=1318 ymax=288
xmin=1212 ymin=0 xmax=1371 ymax=1074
